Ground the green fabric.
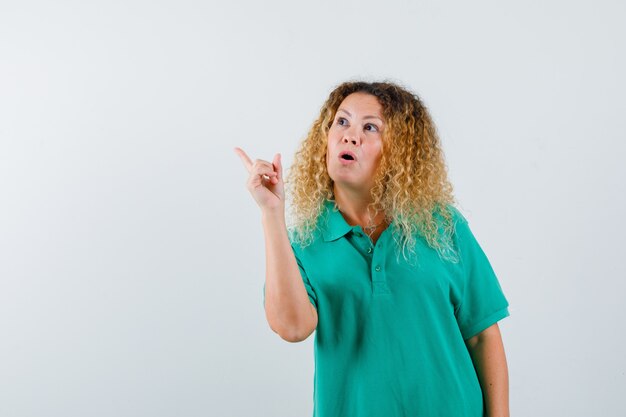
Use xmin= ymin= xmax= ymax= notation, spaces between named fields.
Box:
xmin=264 ymin=199 xmax=510 ymax=417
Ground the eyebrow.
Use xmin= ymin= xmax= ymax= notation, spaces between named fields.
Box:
xmin=337 ymin=108 xmax=384 ymax=123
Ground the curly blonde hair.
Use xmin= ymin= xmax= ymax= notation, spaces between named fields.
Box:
xmin=285 ymin=80 xmax=461 ymax=265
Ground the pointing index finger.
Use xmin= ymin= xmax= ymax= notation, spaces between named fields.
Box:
xmin=233 ymin=146 xmax=253 ymax=172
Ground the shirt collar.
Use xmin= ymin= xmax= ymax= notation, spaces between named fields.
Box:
xmin=321 ymin=199 xmax=354 ymax=242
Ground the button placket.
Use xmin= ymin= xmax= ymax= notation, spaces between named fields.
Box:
xmin=371 ymin=249 xmax=389 ymax=295
xmin=363 ymin=228 xmax=388 ymax=294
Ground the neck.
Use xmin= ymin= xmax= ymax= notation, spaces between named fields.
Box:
xmin=332 ymin=185 xmax=385 ymax=228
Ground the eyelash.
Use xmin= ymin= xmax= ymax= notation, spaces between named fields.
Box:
xmin=336 ymin=117 xmax=379 ymax=132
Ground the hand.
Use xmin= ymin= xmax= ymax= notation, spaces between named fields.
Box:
xmin=234 ymin=147 xmax=285 ymax=213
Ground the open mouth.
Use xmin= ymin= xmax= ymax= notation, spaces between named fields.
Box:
xmin=339 ymin=151 xmax=357 ymax=162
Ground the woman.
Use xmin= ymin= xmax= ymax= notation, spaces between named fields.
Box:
xmin=234 ymin=81 xmax=511 ymax=417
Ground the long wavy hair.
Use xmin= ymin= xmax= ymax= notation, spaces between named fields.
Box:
xmin=285 ymin=80 xmax=461 ymax=265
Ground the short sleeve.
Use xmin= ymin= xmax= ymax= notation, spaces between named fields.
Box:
xmin=262 ymin=242 xmax=318 ymax=311
xmin=453 ymin=214 xmax=510 ymax=340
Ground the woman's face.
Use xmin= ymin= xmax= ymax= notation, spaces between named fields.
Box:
xmin=326 ymin=92 xmax=385 ymax=193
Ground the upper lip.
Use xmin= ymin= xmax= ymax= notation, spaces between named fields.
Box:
xmin=339 ymin=150 xmax=357 ymax=161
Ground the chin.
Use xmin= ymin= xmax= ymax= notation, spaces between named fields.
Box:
xmin=330 ymin=176 xmax=363 ymax=189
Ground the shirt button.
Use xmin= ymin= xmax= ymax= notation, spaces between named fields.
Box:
xmin=367 ymin=247 xmax=372 ymax=254
xmin=375 ymin=265 xmax=381 ymax=272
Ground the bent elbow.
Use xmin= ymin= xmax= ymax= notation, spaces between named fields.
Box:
xmin=270 ymin=327 xmax=315 ymax=343
xmin=275 ymin=325 xmax=315 ymax=343
xmin=267 ymin=304 xmax=318 ymax=343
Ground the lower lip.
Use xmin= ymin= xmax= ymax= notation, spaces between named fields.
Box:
xmin=339 ymin=157 xmax=356 ymax=165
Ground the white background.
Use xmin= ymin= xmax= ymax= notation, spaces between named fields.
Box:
xmin=1 ymin=1 xmax=624 ymax=416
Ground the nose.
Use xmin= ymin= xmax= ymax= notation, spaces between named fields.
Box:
xmin=342 ymin=128 xmax=361 ymax=146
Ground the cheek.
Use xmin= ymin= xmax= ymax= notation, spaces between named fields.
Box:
xmin=326 ymin=140 xmax=336 ymax=161
xmin=370 ymin=145 xmax=383 ymax=169
xmin=368 ymin=140 xmax=383 ymax=157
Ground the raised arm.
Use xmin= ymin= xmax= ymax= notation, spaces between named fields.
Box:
xmin=234 ymin=147 xmax=317 ymax=342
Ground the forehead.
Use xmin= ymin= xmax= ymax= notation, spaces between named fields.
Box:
xmin=338 ymin=92 xmax=384 ymax=118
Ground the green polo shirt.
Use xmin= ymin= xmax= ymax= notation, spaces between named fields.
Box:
xmin=264 ymin=199 xmax=510 ymax=417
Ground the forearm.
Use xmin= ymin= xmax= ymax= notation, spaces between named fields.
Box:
xmin=262 ymin=209 xmax=316 ymax=342
xmin=466 ymin=328 xmax=510 ymax=417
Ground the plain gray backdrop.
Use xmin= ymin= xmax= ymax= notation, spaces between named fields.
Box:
xmin=1 ymin=1 xmax=624 ymax=416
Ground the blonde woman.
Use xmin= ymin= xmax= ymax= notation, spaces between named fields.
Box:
xmin=234 ymin=80 xmax=510 ymax=417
